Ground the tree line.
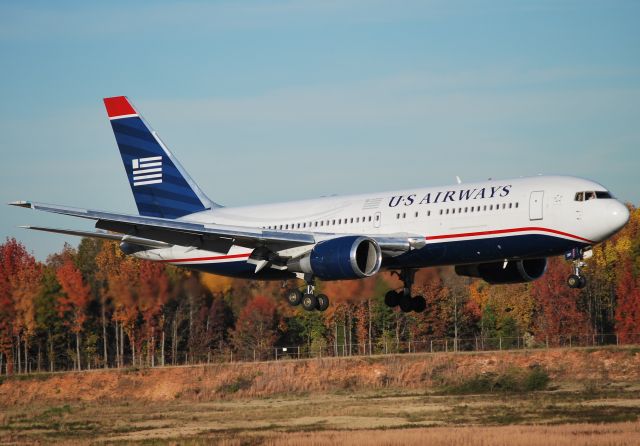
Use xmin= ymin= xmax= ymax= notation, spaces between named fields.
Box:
xmin=1 ymin=205 xmax=639 ymax=375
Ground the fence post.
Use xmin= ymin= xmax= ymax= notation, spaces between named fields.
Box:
xmin=253 ymin=349 xmax=256 ymax=362
xmin=499 ymin=337 xmax=502 ymax=351
xmin=569 ymin=335 xmax=572 ymax=348
xmin=275 ymin=348 xmax=278 ymax=361
xmin=430 ymin=339 xmax=433 ymax=353
xmin=616 ymin=334 xmax=619 ymax=346
xmin=298 ymin=347 xmax=301 ymax=360
xmin=546 ymin=335 xmax=549 ymax=349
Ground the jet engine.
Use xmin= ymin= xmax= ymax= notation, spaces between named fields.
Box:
xmin=455 ymin=258 xmax=547 ymax=284
xmin=288 ymin=236 xmax=382 ymax=280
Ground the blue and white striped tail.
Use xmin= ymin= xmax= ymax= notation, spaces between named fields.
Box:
xmin=103 ymin=96 xmax=219 ymax=219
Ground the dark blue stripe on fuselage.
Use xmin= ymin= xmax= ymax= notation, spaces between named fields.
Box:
xmin=182 ymin=261 xmax=295 ymax=281
xmin=174 ymin=233 xmax=588 ymax=280
xmin=384 ymin=233 xmax=588 ymax=269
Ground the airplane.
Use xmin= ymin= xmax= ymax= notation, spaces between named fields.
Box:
xmin=10 ymin=96 xmax=630 ymax=313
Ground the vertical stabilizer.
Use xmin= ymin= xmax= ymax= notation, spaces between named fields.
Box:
xmin=103 ymin=96 xmax=220 ymax=219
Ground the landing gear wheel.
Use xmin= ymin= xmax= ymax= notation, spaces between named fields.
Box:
xmin=567 ymin=274 xmax=581 ymax=288
xmin=399 ymin=295 xmax=413 ymax=313
xmin=315 ymin=294 xmax=330 ymax=312
xmin=412 ymin=296 xmax=426 ymax=313
xmin=286 ymin=289 xmax=303 ymax=306
xmin=302 ymin=293 xmax=317 ymax=311
xmin=384 ymin=290 xmax=400 ymax=308
xmin=578 ymin=276 xmax=587 ymax=289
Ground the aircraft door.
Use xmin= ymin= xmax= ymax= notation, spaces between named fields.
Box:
xmin=529 ymin=191 xmax=544 ymax=221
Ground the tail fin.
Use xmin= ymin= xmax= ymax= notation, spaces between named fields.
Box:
xmin=103 ymin=96 xmax=220 ymax=219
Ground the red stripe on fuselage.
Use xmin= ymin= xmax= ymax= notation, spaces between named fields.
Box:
xmin=159 ymin=253 xmax=251 ymax=263
xmin=157 ymin=227 xmax=592 ymax=264
xmin=426 ymin=227 xmax=593 ymax=244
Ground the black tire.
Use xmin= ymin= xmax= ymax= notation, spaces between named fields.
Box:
xmin=286 ymin=289 xmax=303 ymax=306
xmin=384 ymin=290 xmax=400 ymax=308
xmin=316 ymin=294 xmax=330 ymax=312
xmin=567 ymin=274 xmax=580 ymax=288
xmin=399 ymin=295 xmax=413 ymax=313
xmin=302 ymin=293 xmax=317 ymax=311
xmin=578 ymin=276 xmax=587 ymax=289
xmin=412 ymin=295 xmax=426 ymax=313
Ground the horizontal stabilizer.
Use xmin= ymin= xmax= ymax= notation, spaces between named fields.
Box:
xmin=20 ymin=225 xmax=171 ymax=249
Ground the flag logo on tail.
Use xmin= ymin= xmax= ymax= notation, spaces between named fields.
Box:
xmin=132 ymin=156 xmax=163 ymax=186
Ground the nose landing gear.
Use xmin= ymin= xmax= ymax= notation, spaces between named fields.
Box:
xmin=384 ymin=269 xmax=426 ymax=313
xmin=565 ymin=248 xmax=591 ymax=289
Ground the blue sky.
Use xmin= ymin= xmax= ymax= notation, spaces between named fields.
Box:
xmin=1 ymin=0 xmax=639 ymax=260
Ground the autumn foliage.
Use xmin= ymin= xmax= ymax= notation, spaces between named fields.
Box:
xmin=0 ymin=204 xmax=639 ymax=374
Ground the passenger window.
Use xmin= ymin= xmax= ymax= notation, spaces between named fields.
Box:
xmin=427 ymin=211 xmax=431 ymax=216
xmin=515 ymin=203 xmax=519 ymax=208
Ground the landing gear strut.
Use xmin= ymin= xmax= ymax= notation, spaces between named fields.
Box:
xmin=285 ymin=275 xmax=329 ymax=312
xmin=384 ymin=269 xmax=426 ymax=313
xmin=566 ymin=248 xmax=589 ymax=289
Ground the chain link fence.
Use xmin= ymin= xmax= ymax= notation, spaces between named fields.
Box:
xmin=4 ymin=333 xmax=639 ymax=375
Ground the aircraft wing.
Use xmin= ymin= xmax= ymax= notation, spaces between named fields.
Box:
xmin=10 ymin=201 xmax=316 ymax=253
xmin=11 ymin=200 xmax=423 ymax=257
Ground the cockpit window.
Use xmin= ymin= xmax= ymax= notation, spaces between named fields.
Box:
xmin=596 ymin=191 xmax=612 ymax=199
xmin=575 ymin=190 xmax=613 ymax=201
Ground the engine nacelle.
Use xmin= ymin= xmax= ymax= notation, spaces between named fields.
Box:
xmin=455 ymin=258 xmax=547 ymax=284
xmin=288 ymin=236 xmax=382 ymax=280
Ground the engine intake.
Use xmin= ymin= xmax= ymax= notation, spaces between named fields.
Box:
xmin=288 ymin=236 xmax=382 ymax=280
xmin=455 ymin=258 xmax=547 ymax=284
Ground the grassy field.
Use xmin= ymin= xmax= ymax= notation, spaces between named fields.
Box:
xmin=1 ymin=348 xmax=640 ymax=444
xmin=2 ymin=382 xmax=640 ymax=444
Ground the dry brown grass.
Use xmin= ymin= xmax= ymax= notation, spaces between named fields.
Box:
xmin=1 ymin=347 xmax=639 ymax=406
xmin=257 ymin=423 xmax=640 ymax=446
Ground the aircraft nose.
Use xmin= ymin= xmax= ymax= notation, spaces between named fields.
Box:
xmin=609 ymin=200 xmax=630 ymax=233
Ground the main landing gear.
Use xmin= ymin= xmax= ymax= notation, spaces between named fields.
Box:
xmin=384 ymin=269 xmax=426 ymax=313
xmin=565 ymin=248 xmax=590 ymax=289
xmin=285 ymin=276 xmax=329 ymax=312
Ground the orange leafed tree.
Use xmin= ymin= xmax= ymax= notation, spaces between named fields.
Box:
xmin=137 ymin=261 xmax=169 ymax=366
xmin=531 ymin=257 xmax=590 ymax=344
xmin=0 ymin=238 xmax=41 ymax=374
xmin=56 ymin=256 xmax=91 ymax=370
xmin=230 ymin=295 xmax=278 ymax=359
xmin=615 ymin=260 xmax=640 ymax=343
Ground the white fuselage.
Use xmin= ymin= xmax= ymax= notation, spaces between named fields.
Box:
xmin=135 ymin=175 xmax=629 ymax=276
